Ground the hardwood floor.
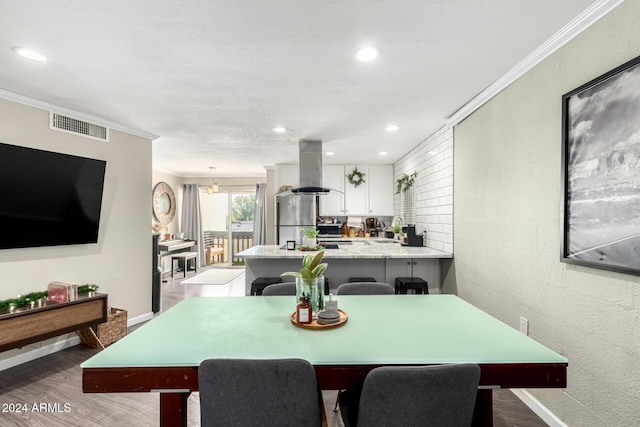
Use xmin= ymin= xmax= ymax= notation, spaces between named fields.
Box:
xmin=0 ymin=267 xmax=548 ymax=426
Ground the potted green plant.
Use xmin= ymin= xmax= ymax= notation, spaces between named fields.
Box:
xmin=391 ymin=222 xmax=402 ymax=240
xmin=300 ymin=227 xmax=319 ymax=249
xmin=396 ymin=171 xmax=417 ymax=194
xmin=281 ymin=251 xmax=327 ymax=317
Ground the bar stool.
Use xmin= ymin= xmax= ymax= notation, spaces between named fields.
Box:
xmin=250 ymin=277 xmax=283 ymax=296
xmin=394 ymin=277 xmax=429 ymax=294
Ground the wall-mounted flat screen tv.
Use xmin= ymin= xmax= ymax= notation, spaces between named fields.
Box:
xmin=0 ymin=142 xmax=107 ymax=249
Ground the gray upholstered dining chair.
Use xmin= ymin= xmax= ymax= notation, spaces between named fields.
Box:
xmin=333 ymin=281 xmax=395 ymax=412
xmin=339 ymin=363 xmax=481 ymax=427
xmin=261 ymin=281 xmax=297 ymax=295
xmin=198 ymin=358 xmax=324 ymax=427
xmin=336 ymin=282 xmax=395 ymax=295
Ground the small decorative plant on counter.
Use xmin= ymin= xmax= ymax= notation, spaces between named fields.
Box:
xmin=281 ymin=251 xmax=327 ymax=318
xmin=163 ymin=226 xmax=171 ymax=241
xmin=396 ymin=171 xmax=417 ymax=194
xmin=391 ymin=221 xmax=403 ymax=240
xmin=300 ymin=226 xmax=320 ymax=250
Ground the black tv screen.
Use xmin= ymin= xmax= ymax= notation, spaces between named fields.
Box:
xmin=0 ymin=142 xmax=107 ymax=249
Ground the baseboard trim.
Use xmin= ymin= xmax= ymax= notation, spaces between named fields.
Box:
xmin=0 ymin=311 xmax=154 ymax=372
xmin=511 ymin=389 xmax=568 ymax=427
xmin=0 ymin=336 xmax=81 ymax=372
xmin=128 ymin=311 xmax=154 ymax=326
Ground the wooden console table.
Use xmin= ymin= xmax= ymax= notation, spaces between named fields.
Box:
xmin=0 ymin=293 xmax=108 ymax=352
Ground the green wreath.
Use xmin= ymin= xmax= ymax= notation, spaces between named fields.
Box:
xmin=346 ymin=166 xmax=366 ymax=187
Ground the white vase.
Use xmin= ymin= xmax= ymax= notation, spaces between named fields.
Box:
xmin=302 ymin=236 xmax=316 ymax=248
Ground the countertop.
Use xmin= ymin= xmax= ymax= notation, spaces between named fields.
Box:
xmin=236 ymin=238 xmax=452 ymax=259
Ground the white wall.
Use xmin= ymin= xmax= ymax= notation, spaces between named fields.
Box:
xmin=394 ymin=126 xmax=454 ymax=252
xmin=447 ymin=1 xmax=640 ymax=425
xmin=0 ymin=97 xmax=152 ymax=363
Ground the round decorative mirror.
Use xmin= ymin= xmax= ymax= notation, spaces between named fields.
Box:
xmin=152 ymin=182 xmax=176 ymax=224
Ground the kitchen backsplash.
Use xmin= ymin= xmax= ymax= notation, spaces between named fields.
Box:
xmin=316 ymin=216 xmax=394 ymax=228
xmin=394 ymin=126 xmax=453 ymax=253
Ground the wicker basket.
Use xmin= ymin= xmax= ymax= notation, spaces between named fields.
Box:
xmin=79 ymin=307 xmax=127 ymax=348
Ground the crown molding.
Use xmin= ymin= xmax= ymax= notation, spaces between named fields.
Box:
xmin=446 ymin=0 xmax=625 ymax=127
xmin=0 ymin=88 xmax=159 ymax=141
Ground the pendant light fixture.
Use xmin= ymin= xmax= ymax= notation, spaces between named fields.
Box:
xmin=207 ymin=166 xmax=219 ymax=194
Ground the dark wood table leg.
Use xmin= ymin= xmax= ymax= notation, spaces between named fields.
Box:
xmin=159 ymin=392 xmax=191 ymax=427
xmin=471 ymin=389 xmax=493 ymax=427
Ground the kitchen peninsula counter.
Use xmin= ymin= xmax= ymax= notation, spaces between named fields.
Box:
xmin=237 ymin=240 xmax=451 ymax=259
xmin=236 ymin=240 xmax=452 ymax=295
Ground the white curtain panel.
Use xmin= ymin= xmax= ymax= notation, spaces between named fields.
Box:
xmin=252 ymin=183 xmax=267 ymax=245
xmin=181 ymin=184 xmax=206 ymax=267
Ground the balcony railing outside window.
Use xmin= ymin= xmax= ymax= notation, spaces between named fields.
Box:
xmin=206 ymin=230 xmax=253 ymax=266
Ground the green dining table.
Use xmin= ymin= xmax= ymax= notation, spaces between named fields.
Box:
xmin=82 ymin=295 xmax=567 ymax=427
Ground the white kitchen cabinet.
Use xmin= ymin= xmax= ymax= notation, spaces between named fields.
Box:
xmin=385 ymin=258 xmax=441 ymax=293
xmin=367 ymin=165 xmax=394 ymax=216
xmin=320 ymin=164 xmax=394 ymax=216
xmin=275 ymin=165 xmax=299 ymax=189
xmin=344 ymin=165 xmax=368 ymax=215
xmin=319 ymin=165 xmax=346 ymax=215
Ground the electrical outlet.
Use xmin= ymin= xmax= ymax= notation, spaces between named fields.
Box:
xmin=519 ymin=316 xmax=529 ymax=336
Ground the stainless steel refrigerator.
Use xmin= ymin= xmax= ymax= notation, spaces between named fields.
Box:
xmin=276 ymin=193 xmax=317 ymax=245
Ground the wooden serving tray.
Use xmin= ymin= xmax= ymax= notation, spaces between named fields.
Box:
xmin=290 ymin=309 xmax=348 ymax=330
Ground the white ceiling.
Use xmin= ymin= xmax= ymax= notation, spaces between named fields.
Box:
xmin=0 ymin=0 xmax=598 ymax=177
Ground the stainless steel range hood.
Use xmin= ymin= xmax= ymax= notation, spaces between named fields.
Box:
xmin=288 ymin=139 xmax=331 ymax=195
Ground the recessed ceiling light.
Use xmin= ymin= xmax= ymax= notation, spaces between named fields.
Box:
xmin=385 ymin=124 xmax=399 ymax=132
xmin=379 ymin=151 xmax=388 ymax=156
xmin=12 ymin=47 xmax=47 ymax=62
xmin=355 ymin=46 xmax=379 ymax=61
xmin=273 ymin=126 xmax=286 ymax=133
xmin=326 ymin=152 xmax=335 ymax=156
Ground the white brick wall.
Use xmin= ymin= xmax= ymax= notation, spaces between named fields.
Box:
xmin=394 ymin=126 xmax=453 ymax=252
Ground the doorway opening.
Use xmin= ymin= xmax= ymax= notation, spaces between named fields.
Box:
xmin=201 ymin=190 xmax=255 ymax=267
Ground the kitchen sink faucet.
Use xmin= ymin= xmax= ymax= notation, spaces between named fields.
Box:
xmin=392 ymin=216 xmax=403 ymax=229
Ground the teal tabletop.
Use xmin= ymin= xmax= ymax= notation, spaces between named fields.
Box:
xmin=82 ymin=295 xmax=566 ymax=368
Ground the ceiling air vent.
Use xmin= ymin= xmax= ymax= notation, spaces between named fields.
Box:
xmin=50 ymin=112 xmax=109 ymax=142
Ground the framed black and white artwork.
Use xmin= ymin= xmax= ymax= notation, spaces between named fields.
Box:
xmin=561 ymin=54 xmax=640 ymax=275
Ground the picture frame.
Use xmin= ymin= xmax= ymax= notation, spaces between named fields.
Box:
xmin=561 ymin=54 xmax=640 ymax=276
